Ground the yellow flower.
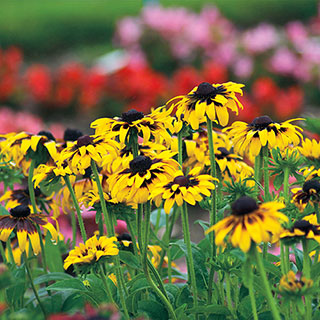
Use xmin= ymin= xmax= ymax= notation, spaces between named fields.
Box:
xmin=279 ymin=271 xmax=313 ymax=295
xmin=224 ymin=116 xmax=304 ymax=157
xmin=91 ymin=106 xmax=173 ymax=144
xmin=60 ymin=135 xmax=119 ymax=175
xmin=150 ymin=167 xmax=217 ymax=213
xmin=298 ymin=138 xmax=320 ymax=162
xmin=168 ymin=81 xmax=244 ymax=130
xmin=108 ymin=152 xmax=179 ymax=204
xmin=292 ymin=179 xmax=320 ymax=211
xmin=63 ymin=235 xmax=119 ymax=270
xmin=0 ymin=205 xmax=58 ymax=255
xmin=279 ymin=214 xmax=320 ymax=244
xmin=206 ymin=196 xmax=288 ymax=253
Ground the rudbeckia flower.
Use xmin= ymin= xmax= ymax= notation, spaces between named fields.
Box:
xmin=0 ymin=186 xmax=59 ymax=216
xmin=279 ymin=214 xmax=320 ymax=244
xmin=292 ymin=180 xmax=320 ymax=211
xmin=59 ymin=135 xmax=119 ymax=175
xmin=279 ymin=271 xmax=313 ymax=296
xmin=150 ymin=167 xmax=217 ymax=213
xmin=91 ymin=106 xmax=172 ymax=144
xmin=224 ymin=116 xmax=304 ymax=157
xmin=108 ymin=152 xmax=179 ymax=204
xmin=0 ymin=205 xmax=58 ymax=255
xmin=205 ymin=196 xmax=288 ymax=252
xmin=168 ymin=81 xmax=244 ymax=130
xmin=63 ymin=235 xmax=119 ymax=270
xmin=298 ymin=138 xmax=320 ymax=162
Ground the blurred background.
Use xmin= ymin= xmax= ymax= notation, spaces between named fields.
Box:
xmin=0 ymin=0 xmax=320 ymax=138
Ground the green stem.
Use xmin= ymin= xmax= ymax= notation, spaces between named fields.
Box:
xmin=206 ymin=117 xmax=218 ymax=304
xmin=181 ymin=202 xmax=198 ymax=309
xmin=302 ymin=239 xmax=312 ymax=320
xmin=142 ymin=203 xmax=177 ymax=320
xmin=90 ymin=160 xmax=112 ymax=236
xmin=248 ymin=268 xmax=258 ymax=320
xmin=99 ymin=264 xmax=115 ymax=304
xmin=177 ymin=129 xmax=183 ymax=166
xmin=137 ymin=204 xmax=144 ymax=254
xmin=166 ymin=213 xmax=172 ymax=283
xmin=225 ymin=273 xmax=235 ymax=318
xmin=125 ymin=218 xmax=138 ymax=256
xmin=64 ymin=175 xmax=87 ymax=242
xmin=284 ymin=245 xmax=290 ymax=274
xmin=283 ymin=167 xmax=290 ymax=205
xmin=28 ymin=159 xmax=38 ymax=214
xmin=254 ymin=152 xmax=261 ymax=198
xmin=35 ymin=225 xmax=48 ymax=272
xmin=0 ymin=242 xmax=7 ymax=264
xmin=262 ymin=146 xmax=270 ymax=201
xmin=24 ymin=252 xmax=46 ymax=318
xmin=6 ymin=239 xmax=14 ymax=265
xmin=253 ymin=246 xmax=281 ymax=320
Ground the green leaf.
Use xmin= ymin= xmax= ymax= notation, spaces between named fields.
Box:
xmin=175 ymin=285 xmax=193 ymax=308
xmin=188 ymin=304 xmax=231 ymax=316
xmin=34 ymin=272 xmax=73 ymax=285
xmin=44 ymin=234 xmax=64 ymax=273
xmin=273 ymin=173 xmax=284 ymax=191
xmin=47 ymin=278 xmax=87 ymax=292
xmin=119 ymin=250 xmax=141 ymax=269
xmin=150 ymin=208 xmax=167 ymax=228
xmin=262 ymin=259 xmax=282 ymax=278
xmin=241 ymin=259 xmax=252 ymax=288
xmin=164 ymin=283 xmax=179 ymax=305
xmin=175 ymin=303 xmax=187 ymax=320
xmin=311 ymin=262 xmax=320 ymax=280
xmin=5 ymin=267 xmax=26 ymax=310
xmin=138 ymin=300 xmax=169 ymax=320
xmin=0 ymin=204 xmax=9 ymax=216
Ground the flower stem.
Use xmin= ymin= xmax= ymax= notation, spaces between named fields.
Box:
xmin=28 ymin=159 xmax=38 ymax=214
xmin=35 ymin=225 xmax=48 ymax=272
xmin=254 ymin=152 xmax=261 ymax=197
xmin=166 ymin=213 xmax=172 ymax=283
xmin=99 ymin=264 xmax=115 ymax=304
xmin=23 ymin=252 xmax=46 ymax=318
xmin=253 ymin=246 xmax=281 ymax=320
xmin=142 ymin=202 xmax=177 ymax=320
xmin=225 ymin=272 xmax=236 ymax=318
xmin=283 ymin=166 xmax=290 ymax=205
xmin=248 ymin=267 xmax=258 ymax=320
xmin=302 ymin=239 xmax=312 ymax=320
xmin=64 ymin=175 xmax=87 ymax=242
xmin=0 ymin=242 xmax=7 ymax=264
xmin=90 ymin=160 xmax=112 ymax=236
xmin=6 ymin=239 xmax=14 ymax=264
xmin=262 ymin=146 xmax=270 ymax=201
xmin=181 ymin=202 xmax=198 ymax=309
xmin=314 ymin=203 xmax=320 ymax=226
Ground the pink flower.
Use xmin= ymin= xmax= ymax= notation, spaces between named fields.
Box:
xmin=233 ymin=56 xmax=253 ymax=78
xmin=242 ymin=24 xmax=279 ymax=54
xmin=286 ymin=21 xmax=308 ymax=46
xmin=269 ymin=47 xmax=297 ymax=75
xmin=115 ymin=18 xmax=142 ymax=47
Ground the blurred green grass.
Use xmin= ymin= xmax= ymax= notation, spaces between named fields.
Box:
xmin=0 ymin=0 xmax=317 ymax=61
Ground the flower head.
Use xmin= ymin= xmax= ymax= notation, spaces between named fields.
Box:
xmin=108 ymin=152 xmax=179 ymax=204
xmin=168 ymin=81 xmax=244 ymax=130
xmin=0 ymin=205 xmax=57 ymax=255
xmin=292 ymin=179 xmax=320 ymax=211
xmin=205 ymin=196 xmax=288 ymax=252
xmin=60 ymin=135 xmax=119 ymax=175
xmin=150 ymin=167 xmax=217 ymax=213
xmin=91 ymin=106 xmax=172 ymax=144
xmin=279 ymin=271 xmax=313 ymax=297
xmin=279 ymin=214 xmax=320 ymax=245
xmin=224 ymin=116 xmax=303 ymax=156
xmin=63 ymin=235 xmax=119 ymax=270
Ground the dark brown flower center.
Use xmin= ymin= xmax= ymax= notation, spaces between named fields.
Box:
xmin=10 ymin=205 xmax=31 ymax=218
xmin=231 ymin=196 xmax=259 ymax=216
xmin=37 ymin=130 xmax=55 ymax=141
xmin=250 ymin=116 xmax=274 ymax=130
xmin=173 ymin=176 xmax=189 ymax=187
xmin=292 ymin=220 xmax=314 ymax=233
xmin=303 ymin=180 xmax=320 ymax=194
xmin=64 ymin=128 xmax=83 ymax=142
xmin=121 ymin=109 xmax=144 ymax=124
xmin=77 ymin=135 xmax=94 ymax=147
xmin=217 ymin=147 xmax=230 ymax=158
xmin=193 ymin=82 xmax=226 ymax=99
xmin=129 ymin=156 xmax=152 ymax=174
